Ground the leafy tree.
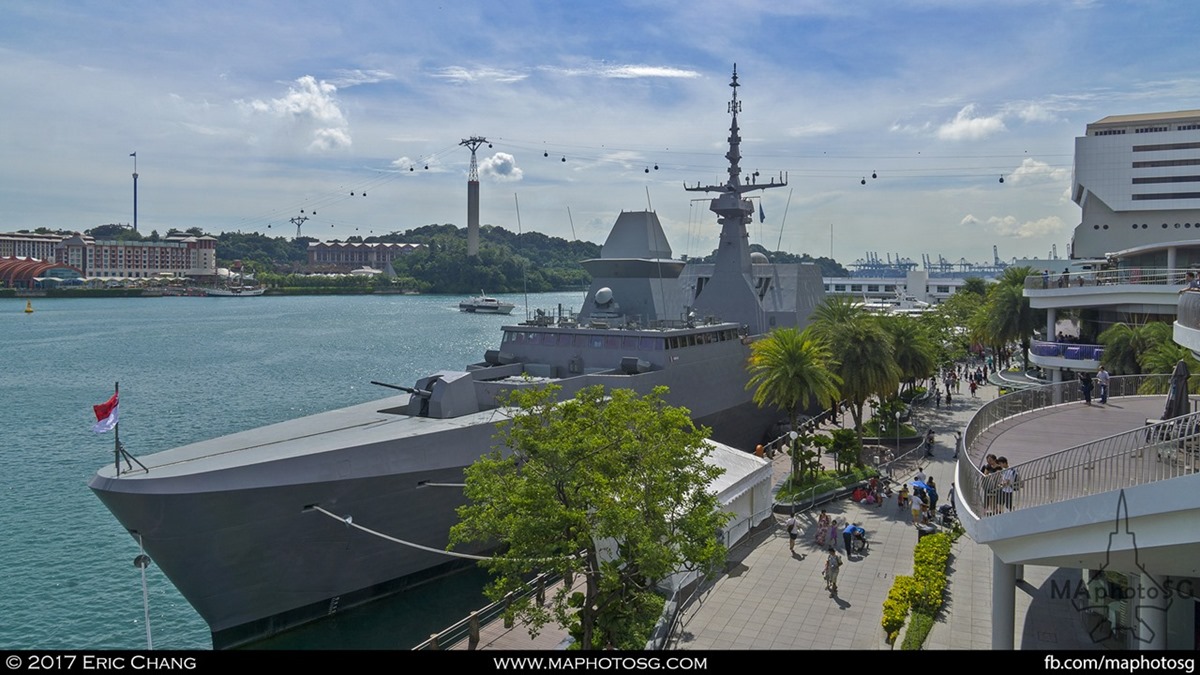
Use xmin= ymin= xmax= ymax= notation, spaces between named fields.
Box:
xmin=448 ymin=384 xmax=729 ymax=650
xmin=810 ymin=297 xmax=901 ymax=449
xmin=746 ymin=326 xmax=842 ymax=482
xmin=881 ymin=315 xmax=937 ymax=391
xmin=1099 ymin=321 xmax=1173 ymax=375
xmin=959 ymin=276 xmax=988 ymax=297
xmin=825 ymin=318 xmax=901 ymax=451
xmin=981 ymin=268 xmax=1039 ymax=370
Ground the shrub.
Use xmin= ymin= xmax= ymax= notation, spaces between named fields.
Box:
xmin=880 ymin=532 xmax=953 ymax=646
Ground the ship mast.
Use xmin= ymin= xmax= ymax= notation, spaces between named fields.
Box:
xmin=684 ymin=64 xmax=788 ymax=335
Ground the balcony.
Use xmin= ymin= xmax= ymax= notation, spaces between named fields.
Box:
xmin=1024 ymin=267 xmax=1185 ymax=312
xmin=1174 ymin=290 xmax=1200 ymax=359
xmin=958 ymin=375 xmax=1200 ymax=578
xmin=1028 ymin=339 xmax=1103 ymax=371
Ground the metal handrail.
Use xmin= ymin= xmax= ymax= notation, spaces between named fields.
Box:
xmin=1024 ymin=267 xmax=1186 ymax=290
xmin=958 ymin=374 xmax=1198 ymax=519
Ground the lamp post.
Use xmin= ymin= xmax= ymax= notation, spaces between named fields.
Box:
xmin=895 ymin=411 xmax=901 ymax=453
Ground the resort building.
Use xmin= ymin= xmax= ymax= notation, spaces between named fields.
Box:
xmin=307 ymin=241 xmax=424 ymax=269
xmin=962 ymin=110 xmax=1200 ymax=650
xmin=0 ymin=231 xmax=218 ymax=280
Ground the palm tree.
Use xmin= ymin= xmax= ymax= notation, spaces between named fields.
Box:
xmin=983 ymin=281 xmax=1038 ymax=370
xmin=826 ymin=319 xmax=901 ymax=451
xmin=1099 ymin=321 xmax=1173 ymax=375
xmin=882 ymin=315 xmax=937 ymax=391
xmin=746 ymin=327 xmax=842 ymax=481
xmin=809 ymin=295 xmax=868 ymax=341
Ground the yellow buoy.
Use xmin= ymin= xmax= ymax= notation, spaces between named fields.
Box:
xmin=24 ymin=300 xmax=33 ymax=314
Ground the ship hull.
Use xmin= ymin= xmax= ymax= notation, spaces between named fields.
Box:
xmin=88 ymin=339 xmax=787 ymax=648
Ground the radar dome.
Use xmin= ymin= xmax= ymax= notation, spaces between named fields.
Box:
xmin=751 ymin=252 xmax=769 ymax=264
xmin=595 ymin=287 xmax=613 ymax=305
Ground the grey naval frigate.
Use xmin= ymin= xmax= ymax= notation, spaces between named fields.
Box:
xmin=89 ymin=66 xmax=826 ymax=649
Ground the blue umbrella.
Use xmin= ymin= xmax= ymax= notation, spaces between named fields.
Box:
xmin=912 ymin=481 xmax=930 ymax=490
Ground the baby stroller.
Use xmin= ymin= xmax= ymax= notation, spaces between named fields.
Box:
xmin=937 ymin=503 xmax=957 ymax=527
xmin=851 ymin=528 xmax=869 ymax=553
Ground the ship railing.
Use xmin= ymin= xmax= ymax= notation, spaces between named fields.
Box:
xmin=412 ymin=571 xmax=564 ymax=650
xmin=957 ymin=374 xmax=1200 ymax=520
xmin=1023 ymin=267 xmax=1185 ymax=290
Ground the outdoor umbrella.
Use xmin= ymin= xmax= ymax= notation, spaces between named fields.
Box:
xmin=1162 ymin=359 xmax=1191 ymax=420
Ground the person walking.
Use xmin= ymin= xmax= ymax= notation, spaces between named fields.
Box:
xmin=1097 ymin=366 xmax=1110 ymax=404
xmin=823 ymin=547 xmax=843 ymax=594
xmin=785 ymin=513 xmax=798 ymax=553
xmin=1079 ymin=371 xmax=1094 ymax=405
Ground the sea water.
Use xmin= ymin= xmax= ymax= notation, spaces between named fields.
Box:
xmin=0 ymin=292 xmax=578 ymax=650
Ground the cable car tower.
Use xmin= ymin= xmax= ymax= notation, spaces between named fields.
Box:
xmin=460 ymin=136 xmax=489 ymax=257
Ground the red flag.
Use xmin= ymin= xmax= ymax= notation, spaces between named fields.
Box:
xmin=92 ymin=392 xmax=119 ymax=433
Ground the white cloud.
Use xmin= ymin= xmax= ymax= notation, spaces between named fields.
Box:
xmin=478 ymin=152 xmax=523 ymax=182
xmin=541 ymin=63 xmax=700 ymax=79
xmin=937 ymin=104 xmax=1007 ymax=141
xmin=1008 ymin=157 xmax=1071 ymax=184
xmin=989 ymin=215 xmax=1066 ymax=239
xmin=430 ymin=66 xmax=527 ymax=84
xmin=960 ymin=214 xmax=981 ymax=226
xmin=245 ymin=75 xmax=351 ymax=151
xmin=328 ymin=69 xmax=394 ymax=87
xmin=1006 ymin=101 xmax=1058 ymax=124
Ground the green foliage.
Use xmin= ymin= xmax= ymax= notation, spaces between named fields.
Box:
xmin=881 ymin=575 xmax=915 ymax=642
xmin=901 ymin=611 xmax=935 ymax=650
xmin=880 ymin=532 xmax=952 ymax=647
xmin=810 ymin=297 xmax=901 ymax=451
xmin=774 ymin=464 xmax=877 ymax=503
xmin=448 ymin=384 xmax=729 ymax=650
xmin=746 ymin=327 xmax=842 ymax=482
xmin=828 ymin=428 xmax=861 ymax=474
xmin=689 ymin=244 xmax=850 ymax=277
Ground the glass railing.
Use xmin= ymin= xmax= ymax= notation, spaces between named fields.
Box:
xmin=957 ymin=375 xmax=1194 ymax=520
xmin=1024 ymin=267 xmax=1187 ymax=290
xmin=1029 ymin=339 xmax=1104 ymax=361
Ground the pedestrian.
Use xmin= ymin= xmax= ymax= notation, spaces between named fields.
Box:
xmin=1079 ymin=371 xmax=1094 ymax=405
xmin=823 ymin=547 xmax=843 ymax=594
xmin=935 ymin=389 xmax=942 ymax=407
xmin=969 ymin=380 xmax=978 ymax=397
xmin=911 ymin=488 xmax=926 ymax=525
xmin=815 ymin=509 xmax=831 ymax=547
xmin=843 ymin=522 xmax=865 ymax=558
xmin=785 ymin=513 xmax=798 ymax=553
xmin=953 ymin=430 xmax=962 ymax=458
xmin=926 ymin=477 xmax=939 ymax=512
xmin=1097 ymin=366 xmax=1110 ymax=404
xmin=998 ymin=457 xmax=1018 ymax=512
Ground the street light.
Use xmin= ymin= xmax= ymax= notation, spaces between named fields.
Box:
xmin=895 ymin=411 xmax=901 ymax=453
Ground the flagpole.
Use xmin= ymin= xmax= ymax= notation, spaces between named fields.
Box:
xmin=113 ymin=381 xmax=120 ymax=475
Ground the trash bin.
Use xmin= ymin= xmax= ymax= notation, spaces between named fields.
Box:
xmin=917 ymin=524 xmax=938 ymax=540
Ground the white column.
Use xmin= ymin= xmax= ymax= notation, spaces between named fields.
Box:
xmin=992 ymin=553 xmax=1016 ymax=649
xmin=1134 ymin=572 xmax=1169 ymax=649
xmin=1167 ymin=247 xmax=1177 ymax=276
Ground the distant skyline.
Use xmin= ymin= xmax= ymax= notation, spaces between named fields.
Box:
xmin=4 ymin=1 xmax=1200 ymax=265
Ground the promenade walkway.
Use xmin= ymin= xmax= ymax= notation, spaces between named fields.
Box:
xmin=444 ymin=373 xmax=1103 ymax=651
xmin=669 ymin=378 xmax=1097 ymax=650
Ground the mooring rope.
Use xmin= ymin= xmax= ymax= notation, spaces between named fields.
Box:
xmin=310 ymin=505 xmax=583 ymax=565
xmin=311 ymin=506 xmax=495 ymax=560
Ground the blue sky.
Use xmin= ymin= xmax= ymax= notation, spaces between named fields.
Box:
xmin=4 ymin=0 xmax=1200 ymax=265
